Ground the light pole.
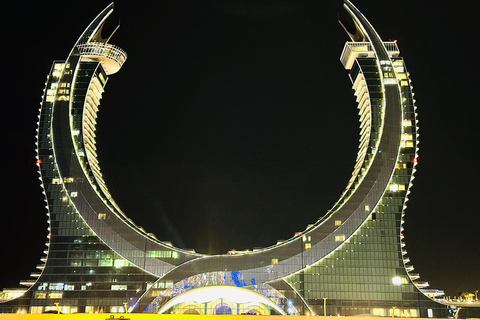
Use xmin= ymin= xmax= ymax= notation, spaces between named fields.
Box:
xmin=323 ymin=297 xmax=327 ymax=316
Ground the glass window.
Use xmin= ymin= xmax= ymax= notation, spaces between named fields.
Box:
xmin=111 ymin=284 xmax=127 ymax=291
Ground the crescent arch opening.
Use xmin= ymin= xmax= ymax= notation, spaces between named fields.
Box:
xmin=94 ymin=1 xmax=360 ymax=255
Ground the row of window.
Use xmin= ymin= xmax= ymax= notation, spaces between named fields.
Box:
xmin=304 ymin=291 xmax=402 ymax=301
xmin=35 ymin=284 xmax=128 ymax=299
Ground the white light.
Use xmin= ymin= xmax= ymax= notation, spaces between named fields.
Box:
xmin=392 ymin=276 xmax=402 ymax=285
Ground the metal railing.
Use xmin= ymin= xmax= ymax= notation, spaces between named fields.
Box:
xmin=343 ymin=41 xmax=399 ymax=52
xmin=77 ymin=42 xmax=127 ymax=66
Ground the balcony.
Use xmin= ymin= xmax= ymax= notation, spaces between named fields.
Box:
xmin=409 ymin=272 xmax=420 ymax=280
xmin=19 ymin=280 xmax=35 ymax=287
xmin=414 ymin=281 xmax=429 ymax=288
xmin=77 ymin=42 xmax=127 ymax=75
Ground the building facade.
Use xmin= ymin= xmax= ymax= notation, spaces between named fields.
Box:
xmin=1 ymin=1 xmax=474 ymax=317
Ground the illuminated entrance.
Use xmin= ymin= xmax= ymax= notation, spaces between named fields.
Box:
xmin=157 ymin=286 xmax=286 ymax=315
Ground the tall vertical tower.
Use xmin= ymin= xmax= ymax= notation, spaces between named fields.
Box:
xmin=1 ymin=4 xmax=162 ymax=314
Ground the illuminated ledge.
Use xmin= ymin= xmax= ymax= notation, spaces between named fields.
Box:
xmin=77 ymin=42 xmax=127 ymax=75
xmin=340 ymin=41 xmax=400 ymax=69
xmin=18 ymin=280 xmax=35 ymax=287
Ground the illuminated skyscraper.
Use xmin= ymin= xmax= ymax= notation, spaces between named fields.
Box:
xmin=2 ymin=1 xmax=476 ymax=317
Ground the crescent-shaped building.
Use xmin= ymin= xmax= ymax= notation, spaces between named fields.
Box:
xmin=1 ymin=1 xmax=469 ymax=317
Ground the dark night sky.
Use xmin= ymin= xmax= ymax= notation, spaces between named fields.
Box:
xmin=2 ymin=0 xmax=479 ymax=297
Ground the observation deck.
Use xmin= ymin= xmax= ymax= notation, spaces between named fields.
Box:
xmin=77 ymin=42 xmax=127 ymax=75
xmin=340 ymin=41 xmax=399 ymax=69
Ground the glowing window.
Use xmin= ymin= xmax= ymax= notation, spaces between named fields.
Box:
xmin=98 ymin=72 xmax=106 ymax=85
xmin=30 ymin=307 xmax=43 ymax=314
xmin=98 ymin=259 xmax=113 ymax=267
xmin=111 ymin=285 xmax=127 ymax=291
xmin=392 ymin=276 xmax=402 ymax=285
xmin=37 ymin=283 xmax=48 ymax=290
xmin=34 ymin=292 xmax=46 ymax=299
xmin=384 ymin=71 xmax=395 ymax=78
xmin=392 ymin=276 xmax=408 ymax=285
xmin=402 ymin=120 xmax=412 ymax=127
xmin=271 ymin=258 xmax=278 ymax=265
xmin=335 ymin=220 xmax=342 ymax=226
xmin=401 ymin=141 xmax=414 ymax=148
xmin=384 ymin=78 xmax=397 ymax=84
xmin=373 ymin=308 xmax=386 ymax=316
xmin=335 ymin=235 xmax=346 ymax=242
xmin=64 ymin=284 xmax=74 ymax=291
xmin=48 ymin=292 xmax=63 ymax=299
xmin=69 ymin=260 xmax=81 ymax=267
xmin=389 ymin=184 xmax=406 ymax=192
xmin=114 ymin=259 xmax=126 ymax=268
xmin=98 ymin=213 xmax=107 ymax=220
xmin=304 ymin=243 xmax=311 ymax=249
xmin=48 ymin=283 xmax=64 ymax=290
xmin=147 ymin=250 xmax=178 ymax=258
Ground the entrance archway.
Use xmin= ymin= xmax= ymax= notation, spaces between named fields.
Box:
xmin=157 ymin=285 xmax=286 ymax=315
